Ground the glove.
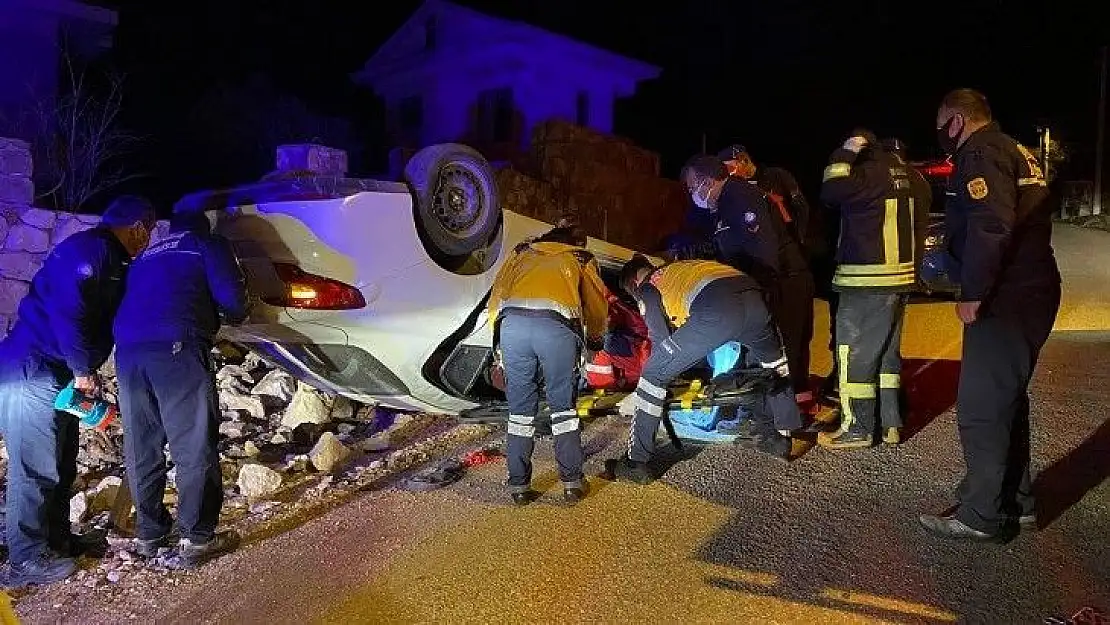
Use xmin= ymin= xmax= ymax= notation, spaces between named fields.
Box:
xmin=843 ymin=128 xmax=877 ymax=153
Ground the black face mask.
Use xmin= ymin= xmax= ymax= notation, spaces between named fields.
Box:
xmin=936 ymin=116 xmax=962 ymax=155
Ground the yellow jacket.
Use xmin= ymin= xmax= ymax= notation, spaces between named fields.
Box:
xmin=488 ymin=241 xmax=609 ymax=343
xmin=647 ymin=260 xmax=747 ymax=327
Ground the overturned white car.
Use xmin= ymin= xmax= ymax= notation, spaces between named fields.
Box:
xmin=176 ymin=144 xmax=642 ymax=415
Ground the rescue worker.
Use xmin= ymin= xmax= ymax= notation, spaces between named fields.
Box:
xmin=818 ymin=128 xmax=927 ymax=448
xmin=487 ymin=224 xmax=608 ymax=505
xmin=919 ymin=89 xmax=1060 ymax=541
xmin=113 ymin=209 xmax=248 ymax=568
xmin=821 ymin=137 xmax=932 ymax=412
xmin=680 ymin=155 xmax=811 ymax=427
xmin=717 ymin=146 xmax=818 ymax=412
xmin=604 ymin=255 xmax=798 ymax=484
xmin=0 ymin=196 xmax=155 ymax=588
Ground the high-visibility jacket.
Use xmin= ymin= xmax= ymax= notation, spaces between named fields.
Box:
xmin=820 ymin=145 xmax=924 ymax=291
xmin=643 ymin=260 xmax=756 ymax=329
xmin=487 ymin=241 xmax=609 ymax=344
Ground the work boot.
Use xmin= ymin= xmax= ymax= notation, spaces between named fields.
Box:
xmin=1 ymin=553 xmax=77 ymax=588
xmin=818 ymin=426 xmax=874 ymax=449
xmin=883 ymin=427 xmax=901 ymax=445
xmin=563 ymin=482 xmax=590 ymax=505
xmin=755 ymin=431 xmax=792 ymax=461
xmin=510 ymin=490 xmax=538 ymax=506
xmin=165 ymin=531 xmax=241 ymax=570
xmin=603 ymin=457 xmax=654 ymax=485
xmin=134 ymin=526 xmax=181 ymax=559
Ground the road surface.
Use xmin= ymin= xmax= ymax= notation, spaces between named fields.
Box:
xmin=11 ymin=224 xmax=1110 ymax=624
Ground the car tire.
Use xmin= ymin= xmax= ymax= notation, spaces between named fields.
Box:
xmin=404 ymin=143 xmax=501 ymax=258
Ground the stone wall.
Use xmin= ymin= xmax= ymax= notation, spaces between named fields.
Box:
xmin=0 ymin=137 xmax=169 ymax=340
xmin=496 ymin=120 xmax=687 ymax=252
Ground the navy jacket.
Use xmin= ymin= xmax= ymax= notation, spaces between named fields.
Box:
xmin=114 ymin=223 xmax=248 ymax=346
xmin=710 ymin=178 xmax=787 ymax=287
xmin=6 ymin=227 xmax=130 ymax=376
xmin=944 ymin=121 xmax=1060 ymax=312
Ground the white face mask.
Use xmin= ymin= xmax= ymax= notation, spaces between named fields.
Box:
xmin=691 ymin=180 xmax=712 ymax=209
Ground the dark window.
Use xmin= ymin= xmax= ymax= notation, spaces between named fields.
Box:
xmin=424 ymin=16 xmax=438 ymax=50
xmin=398 ymin=95 xmax=423 ymax=133
xmin=477 ymin=88 xmax=514 ymax=143
xmin=576 ymin=91 xmax=589 ymax=126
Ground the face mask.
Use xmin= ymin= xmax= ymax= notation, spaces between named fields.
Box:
xmin=691 ymin=180 xmax=711 ymax=209
xmin=936 ymin=115 xmax=962 ymax=155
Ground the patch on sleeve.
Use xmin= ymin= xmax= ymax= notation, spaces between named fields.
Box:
xmin=966 ymin=177 xmax=989 ymax=200
xmin=744 ymin=211 xmax=757 ymax=224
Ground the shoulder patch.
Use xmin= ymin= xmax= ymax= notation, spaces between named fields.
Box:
xmin=744 ymin=211 xmax=757 ymax=224
xmin=967 ymin=177 xmax=989 ymax=200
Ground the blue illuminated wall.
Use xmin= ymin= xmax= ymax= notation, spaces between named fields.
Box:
xmin=0 ymin=0 xmax=117 ymax=137
xmin=353 ymin=0 xmax=660 ymax=152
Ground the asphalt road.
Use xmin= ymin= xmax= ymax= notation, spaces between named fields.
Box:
xmin=11 ymin=225 xmax=1110 ymax=624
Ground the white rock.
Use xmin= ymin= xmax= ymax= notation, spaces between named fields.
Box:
xmin=251 ymin=369 xmax=296 ymax=403
xmin=219 ymin=421 xmax=248 ymax=438
xmin=309 ymin=432 xmax=353 ymax=474
xmin=4 ymin=223 xmax=49 ymax=253
xmin=0 ymin=251 xmax=43 ymax=281
xmin=331 ymin=395 xmax=355 ymax=421
xmin=281 ymin=383 xmax=332 ymax=429
xmin=0 ymin=278 xmax=29 ymax=315
xmin=221 ymin=392 xmax=266 ymax=422
xmin=244 ymin=440 xmax=261 ymax=457
xmin=70 ymin=491 xmax=89 ymax=524
xmin=20 ymin=208 xmax=56 ymax=229
xmin=270 ymin=432 xmax=288 ymax=445
xmin=52 ymin=215 xmax=94 ymax=245
xmin=236 ymin=463 xmax=284 ymax=499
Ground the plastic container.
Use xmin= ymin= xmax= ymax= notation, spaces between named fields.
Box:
xmin=54 ymin=381 xmax=119 ymax=430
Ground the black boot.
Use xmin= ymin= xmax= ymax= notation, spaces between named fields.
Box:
xmin=603 ymin=457 xmax=654 ymax=485
xmin=165 ymin=531 xmax=241 ymax=570
xmin=755 ymin=431 xmax=792 ymax=461
xmin=563 ymin=482 xmax=589 ymax=505
xmin=510 ymin=490 xmax=538 ymax=506
xmin=818 ymin=425 xmax=874 ymax=449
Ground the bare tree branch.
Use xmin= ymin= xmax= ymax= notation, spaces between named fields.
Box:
xmin=13 ymin=47 xmax=144 ymax=211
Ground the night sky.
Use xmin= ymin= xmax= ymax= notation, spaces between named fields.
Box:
xmin=98 ymin=0 xmax=1105 ymax=210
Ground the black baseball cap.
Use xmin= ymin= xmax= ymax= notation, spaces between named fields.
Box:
xmin=716 ymin=144 xmax=749 ymax=161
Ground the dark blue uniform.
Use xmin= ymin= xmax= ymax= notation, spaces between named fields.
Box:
xmin=0 ymin=227 xmax=129 ymax=565
xmin=113 ymin=214 xmax=247 ymax=546
xmin=944 ymin=122 xmax=1060 ymax=534
xmin=711 ymin=179 xmax=815 ymax=404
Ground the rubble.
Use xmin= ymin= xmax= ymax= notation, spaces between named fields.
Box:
xmin=236 ymin=464 xmax=284 ymax=499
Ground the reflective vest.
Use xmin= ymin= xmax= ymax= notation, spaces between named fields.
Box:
xmin=821 ymin=147 xmax=918 ymax=291
xmin=648 ymin=260 xmax=748 ymax=327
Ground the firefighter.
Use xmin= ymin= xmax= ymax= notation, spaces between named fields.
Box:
xmin=680 ymin=155 xmax=811 ymax=427
xmin=919 ymin=89 xmax=1060 ymax=542
xmin=0 ymin=196 xmax=155 ymax=588
xmin=113 ymin=210 xmax=248 ymax=569
xmin=487 ymin=224 xmax=609 ymax=505
xmin=604 ymin=255 xmax=798 ymax=484
xmin=717 ymin=146 xmax=818 ymax=412
xmin=882 ymin=137 xmax=933 ymax=283
xmin=818 ymin=128 xmax=924 ymax=449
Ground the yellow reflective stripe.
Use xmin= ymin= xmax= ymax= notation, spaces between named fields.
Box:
xmin=880 ymin=373 xmax=901 ymax=389
xmin=833 ymin=273 xmax=915 ymax=288
xmin=823 ymin=162 xmax=851 ymax=181
xmin=1018 ymin=177 xmax=1047 ymax=186
xmin=837 ymin=345 xmax=853 ymax=430
xmin=835 ymin=262 xmax=916 ymax=275
xmin=908 ymin=197 xmax=916 ymax=263
xmin=883 ymin=198 xmax=899 ymax=265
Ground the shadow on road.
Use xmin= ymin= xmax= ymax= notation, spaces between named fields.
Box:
xmin=902 ymin=358 xmax=960 ymax=442
xmin=1034 ymin=417 xmax=1110 ymax=529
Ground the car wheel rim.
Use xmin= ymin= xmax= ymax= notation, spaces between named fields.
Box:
xmin=433 ymin=165 xmax=483 ymax=236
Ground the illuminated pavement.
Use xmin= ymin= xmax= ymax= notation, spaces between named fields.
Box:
xmin=13 ymin=225 xmax=1110 ymax=624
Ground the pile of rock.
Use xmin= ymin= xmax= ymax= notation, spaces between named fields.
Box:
xmin=0 ymin=344 xmax=423 ymax=545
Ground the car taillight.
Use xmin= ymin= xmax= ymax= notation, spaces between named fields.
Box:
xmin=264 ymin=262 xmax=366 ymax=310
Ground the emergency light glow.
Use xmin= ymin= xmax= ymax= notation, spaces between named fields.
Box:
xmin=920 ymin=161 xmax=954 ymax=178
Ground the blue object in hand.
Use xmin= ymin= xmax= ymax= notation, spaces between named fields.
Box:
xmin=54 ymin=381 xmax=119 ymax=430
